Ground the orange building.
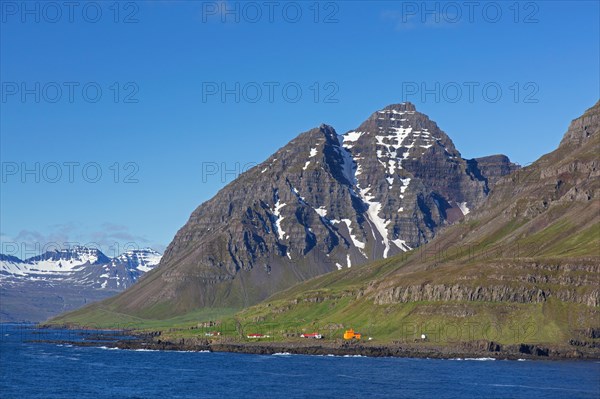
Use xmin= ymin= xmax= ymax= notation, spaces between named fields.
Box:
xmin=343 ymin=329 xmax=361 ymax=340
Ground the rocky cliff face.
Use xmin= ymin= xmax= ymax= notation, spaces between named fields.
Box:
xmin=560 ymin=100 xmax=599 ymax=147
xmin=467 ymin=155 xmax=520 ymax=190
xmin=104 ymin=103 xmax=518 ymax=313
xmin=374 ymin=269 xmax=600 ymax=308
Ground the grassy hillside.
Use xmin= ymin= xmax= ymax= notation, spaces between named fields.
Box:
xmin=49 ymin=305 xmax=238 ymax=332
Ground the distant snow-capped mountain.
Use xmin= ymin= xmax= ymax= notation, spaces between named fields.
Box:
xmin=0 ymin=247 xmax=162 ymax=322
xmin=111 ymin=248 xmax=162 ymax=273
xmin=0 ymin=246 xmax=160 ymax=280
xmin=0 ymin=246 xmax=110 ymax=276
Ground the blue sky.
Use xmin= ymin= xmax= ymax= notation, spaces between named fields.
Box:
xmin=1 ymin=1 xmax=598 ymax=258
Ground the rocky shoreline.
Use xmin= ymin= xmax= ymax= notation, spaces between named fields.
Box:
xmin=30 ymin=332 xmax=600 ymax=361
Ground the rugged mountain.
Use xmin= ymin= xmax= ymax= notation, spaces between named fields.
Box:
xmin=71 ymin=103 xmax=517 ymax=318
xmin=0 ymin=247 xmax=161 ymax=322
xmin=112 ymin=249 xmax=162 ymax=273
xmin=231 ymin=101 xmax=599 ymax=346
xmin=1 ymin=247 xmax=110 ymax=276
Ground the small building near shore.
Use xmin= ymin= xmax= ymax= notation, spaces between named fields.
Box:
xmin=343 ymin=329 xmax=361 ymax=340
xmin=247 ymin=333 xmax=270 ymax=339
xmin=300 ymin=333 xmax=323 ymax=339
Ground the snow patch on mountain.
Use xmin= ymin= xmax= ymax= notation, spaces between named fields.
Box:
xmin=341 ymin=219 xmax=366 ymax=251
xmin=392 ymin=239 xmax=412 ymax=252
xmin=315 ymin=207 xmax=328 ymax=217
xmin=359 ymin=186 xmax=394 ymax=258
xmin=272 ymin=198 xmax=287 ymax=241
xmin=343 ymin=131 xmax=363 ymax=144
xmin=0 ymin=256 xmax=27 ymax=276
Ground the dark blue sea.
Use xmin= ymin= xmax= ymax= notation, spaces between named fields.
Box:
xmin=1 ymin=324 xmax=599 ymax=399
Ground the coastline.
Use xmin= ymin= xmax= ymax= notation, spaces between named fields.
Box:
xmin=30 ymin=331 xmax=600 ymax=361
xmin=121 ymin=340 xmax=600 ymax=361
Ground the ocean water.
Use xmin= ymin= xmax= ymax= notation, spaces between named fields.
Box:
xmin=1 ymin=324 xmax=599 ymax=399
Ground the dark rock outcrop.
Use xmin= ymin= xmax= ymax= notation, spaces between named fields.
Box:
xmin=467 ymin=155 xmax=519 ymax=190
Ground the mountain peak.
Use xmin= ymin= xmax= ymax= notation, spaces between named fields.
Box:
xmin=123 ymin=247 xmax=161 ymax=255
xmin=381 ymin=102 xmax=417 ymax=112
xmin=25 ymin=246 xmax=110 ymax=266
xmin=113 ymin=248 xmax=162 ymax=272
